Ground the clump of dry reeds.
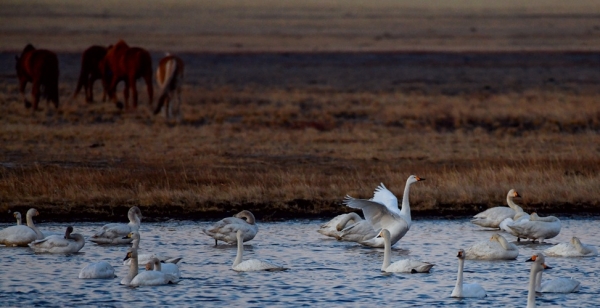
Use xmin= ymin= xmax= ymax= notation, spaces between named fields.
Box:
xmin=1 ymin=81 xmax=600 ymax=220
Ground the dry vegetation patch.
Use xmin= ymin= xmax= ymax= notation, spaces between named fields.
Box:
xmin=1 ymin=80 xmax=600 ymax=221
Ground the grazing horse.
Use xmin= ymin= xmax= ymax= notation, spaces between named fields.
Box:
xmin=155 ymin=54 xmax=184 ymax=121
xmin=73 ymin=45 xmax=109 ymax=103
xmin=15 ymin=44 xmax=59 ymax=111
xmin=103 ymin=40 xmax=153 ymax=110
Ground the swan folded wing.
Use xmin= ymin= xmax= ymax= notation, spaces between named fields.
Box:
xmin=30 ymin=235 xmax=70 ymax=247
xmin=92 ymin=223 xmax=133 ymax=238
xmin=130 ymin=271 xmax=178 ymax=286
xmin=339 ymin=221 xmax=378 ymax=242
xmin=462 ymin=283 xmax=487 ymax=298
xmin=371 ymin=183 xmax=399 ymax=214
xmin=540 ymin=278 xmax=580 ymax=293
xmin=344 ymin=196 xmax=399 ymax=230
xmin=387 ymin=259 xmax=434 ymax=273
xmin=234 ymin=259 xmax=286 ymax=272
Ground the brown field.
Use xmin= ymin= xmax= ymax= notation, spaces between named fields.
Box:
xmin=2 ymin=1 xmax=600 ymax=221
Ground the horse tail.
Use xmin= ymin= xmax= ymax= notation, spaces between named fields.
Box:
xmin=43 ymin=53 xmax=60 ymax=108
xmin=73 ymin=56 xmax=88 ymax=98
xmin=154 ymin=57 xmax=177 ymax=115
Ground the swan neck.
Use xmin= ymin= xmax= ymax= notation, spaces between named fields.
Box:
xmin=455 ymin=258 xmax=464 ymax=293
xmin=16 ymin=217 xmax=21 ymax=225
xmin=126 ymin=254 xmax=139 ymax=285
xmin=245 ymin=213 xmax=256 ymax=225
xmin=132 ymin=239 xmax=140 ymax=249
xmin=527 ymin=265 xmax=540 ymax=308
xmin=26 ymin=212 xmax=43 ymax=239
xmin=400 ymin=180 xmax=412 ymax=225
xmin=233 ymin=233 xmax=243 ymax=267
xmin=382 ymin=234 xmax=391 ymax=271
xmin=154 ymin=259 xmax=162 ymax=271
xmin=337 ymin=213 xmax=360 ymax=231
xmin=496 ymin=236 xmax=509 ymax=250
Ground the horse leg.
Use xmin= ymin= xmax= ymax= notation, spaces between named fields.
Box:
xmin=86 ymin=75 xmax=93 ymax=103
xmin=123 ymin=80 xmax=130 ymax=110
xmin=109 ymin=76 xmax=123 ymax=109
xmin=31 ymin=80 xmax=41 ymax=111
xmin=175 ymin=86 xmax=182 ymax=123
xmin=129 ymin=76 xmax=138 ymax=109
xmin=19 ymin=79 xmax=31 ymax=108
xmin=144 ymin=72 xmax=153 ymax=108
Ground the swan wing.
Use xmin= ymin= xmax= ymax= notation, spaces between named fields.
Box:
xmin=79 ymin=261 xmax=115 ymax=279
xmin=90 ymin=223 xmax=136 ymax=243
xmin=344 ymin=196 xmax=400 ymax=230
xmin=371 ymin=183 xmax=400 ymax=215
xmin=471 ymin=207 xmax=515 ymax=228
xmin=338 ymin=220 xmax=378 ymax=242
xmin=386 ymin=259 xmax=435 ymax=273
xmin=233 ymin=259 xmax=287 ymax=272
xmin=130 ymin=271 xmax=178 ymax=286
xmin=203 ymin=217 xmax=258 ymax=243
xmin=0 ymin=225 xmax=39 ymax=246
xmin=461 ymin=283 xmax=487 ymax=298
xmin=465 ymin=241 xmax=518 ymax=260
xmin=540 ymin=278 xmax=581 ymax=293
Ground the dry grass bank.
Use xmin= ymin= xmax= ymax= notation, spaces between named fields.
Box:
xmin=1 ymin=79 xmax=600 ymax=220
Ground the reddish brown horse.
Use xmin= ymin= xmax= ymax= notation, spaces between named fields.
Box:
xmin=73 ymin=45 xmax=109 ymax=103
xmin=155 ymin=54 xmax=185 ymax=122
xmin=15 ymin=44 xmax=59 ymax=111
xmin=103 ymin=40 xmax=153 ymax=110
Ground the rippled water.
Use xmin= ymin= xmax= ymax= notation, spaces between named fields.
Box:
xmin=1 ymin=217 xmax=598 ymax=307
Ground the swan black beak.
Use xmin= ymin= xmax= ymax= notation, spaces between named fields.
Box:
xmin=525 ymin=257 xmax=534 ymax=262
xmin=543 ymin=264 xmax=552 ymax=270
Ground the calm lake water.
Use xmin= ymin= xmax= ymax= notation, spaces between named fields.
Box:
xmin=0 ymin=217 xmax=598 ymax=307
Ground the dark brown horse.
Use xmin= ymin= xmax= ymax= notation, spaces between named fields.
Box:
xmin=15 ymin=44 xmax=59 ymax=111
xmin=103 ymin=40 xmax=153 ymax=110
xmin=73 ymin=45 xmax=108 ymax=103
xmin=155 ymin=54 xmax=184 ymax=121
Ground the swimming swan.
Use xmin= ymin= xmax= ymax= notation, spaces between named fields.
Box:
xmin=526 ymin=251 xmax=546 ymax=308
xmin=341 ymin=176 xmax=424 ymax=247
xmin=0 ymin=208 xmax=43 ymax=247
xmin=377 ymin=229 xmax=434 ymax=273
xmin=504 ymin=213 xmax=561 ymax=243
xmin=79 ymin=261 xmax=116 ymax=279
xmin=203 ymin=210 xmax=258 ymax=245
xmin=232 ymin=230 xmax=287 ymax=272
xmin=464 ymin=233 xmax=519 ymax=260
xmin=471 ymin=189 xmax=521 ymax=229
xmin=29 ymin=226 xmax=85 ymax=253
xmin=451 ymin=249 xmax=487 ymax=298
xmin=526 ymin=253 xmax=580 ymax=293
xmin=122 ymin=231 xmax=182 ymax=266
xmin=121 ymin=247 xmax=178 ymax=286
xmin=544 ymin=237 xmax=598 ymax=257
xmin=90 ymin=206 xmax=142 ymax=245
xmin=317 ymin=212 xmax=363 ymax=238
xmin=145 ymin=258 xmax=181 ymax=279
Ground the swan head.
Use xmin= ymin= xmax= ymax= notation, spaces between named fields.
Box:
xmin=122 ymin=231 xmax=141 ymax=240
xmin=456 ymin=249 xmax=466 ymax=259
xmin=407 ymin=175 xmax=425 ymax=185
xmin=145 ymin=262 xmax=154 ymax=271
xmin=508 ymin=189 xmax=521 ymax=198
xmin=234 ymin=210 xmax=256 ymax=224
xmin=376 ymin=229 xmax=390 ymax=239
xmin=124 ymin=248 xmax=138 ymax=261
xmin=525 ymin=253 xmax=551 ymax=269
xmin=13 ymin=212 xmax=21 ymax=219
xmin=26 ymin=208 xmax=39 ymax=217
xmin=64 ymin=226 xmax=74 ymax=239
xmin=128 ymin=206 xmax=143 ymax=221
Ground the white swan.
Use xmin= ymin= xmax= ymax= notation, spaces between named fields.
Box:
xmin=29 ymin=226 xmax=85 ymax=253
xmin=340 ymin=175 xmax=424 ymax=247
xmin=526 ymin=251 xmax=545 ymax=308
xmin=504 ymin=213 xmax=561 ymax=243
xmin=145 ymin=258 xmax=181 ymax=279
xmin=451 ymin=249 xmax=486 ymax=298
xmin=90 ymin=206 xmax=142 ymax=245
xmin=0 ymin=208 xmax=43 ymax=247
xmin=317 ymin=212 xmax=363 ymax=238
xmin=526 ymin=253 xmax=580 ymax=293
xmin=121 ymin=247 xmax=178 ymax=286
xmin=122 ymin=231 xmax=182 ymax=266
xmin=79 ymin=261 xmax=116 ymax=279
xmin=232 ymin=230 xmax=287 ymax=272
xmin=544 ymin=236 xmax=598 ymax=257
xmin=377 ymin=229 xmax=434 ymax=273
xmin=203 ymin=210 xmax=258 ymax=245
xmin=471 ymin=189 xmax=521 ymax=229
xmin=464 ymin=233 xmax=519 ymax=260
